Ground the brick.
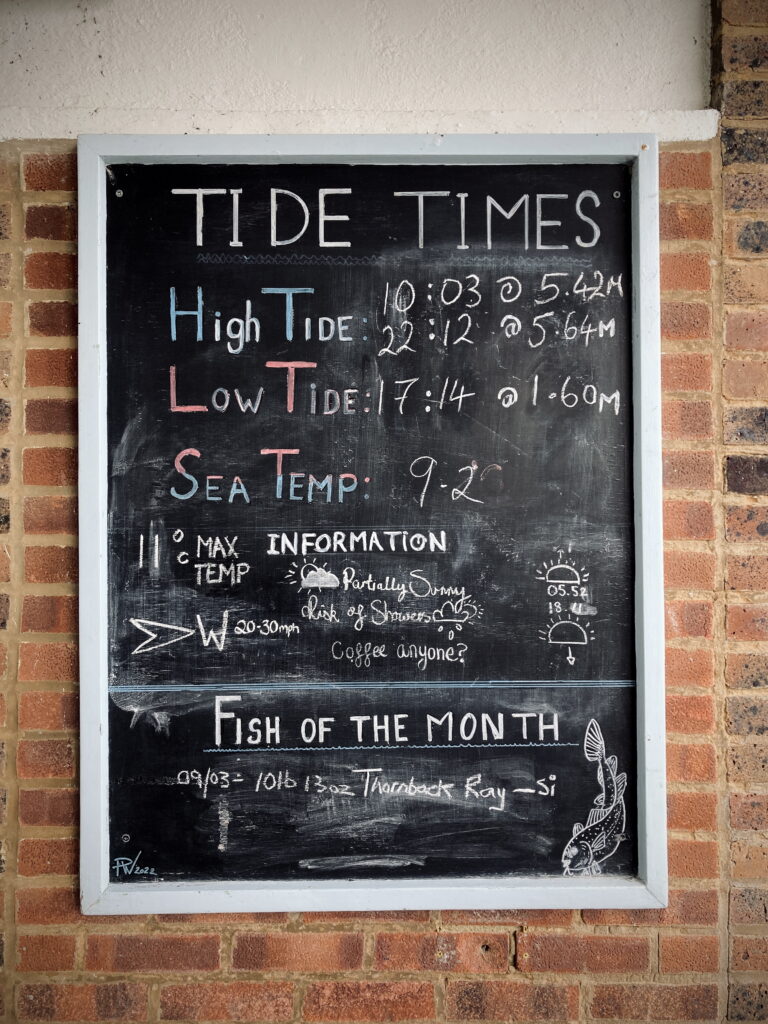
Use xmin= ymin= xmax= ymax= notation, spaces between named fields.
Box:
xmin=667 ymin=791 xmax=717 ymax=830
xmin=725 ymin=406 xmax=768 ymax=444
xmin=726 ymin=505 xmax=768 ymax=541
xmin=728 ymin=742 xmax=768 ymax=781
xmin=0 ymin=398 xmax=13 ymax=433
xmin=23 ymin=153 xmax=77 ymax=192
xmin=723 ymin=0 xmax=768 ymax=25
xmin=732 ymin=936 xmax=768 ymax=970
xmin=0 ymin=252 xmax=11 ymax=289
xmin=28 ymin=301 xmax=77 ymax=337
xmin=724 ymin=127 xmax=768 ymax=165
xmin=726 ymin=218 xmax=768 ymax=256
xmin=516 ymin=933 xmax=648 ymax=973
xmin=731 ymin=792 xmax=768 ymax=828
xmin=0 ymin=638 xmax=9 ymax=675
xmin=726 ymin=168 xmax=768 ymax=211
xmin=0 ymin=447 xmax=8 ymax=485
xmin=0 ymin=592 xmax=13 ymax=629
xmin=159 ymin=982 xmax=293 ymax=1022
xmin=0 ymin=349 xmax=11 ymax=388
xmin=0 ymin=202 xmax=10 ymax=239
xmin=19 ymin=691 xmax=78 ymax=729
xmin=728 ymin=694 xmax=768 ymax=735
xmin=25 ymin=546 xmax=78 ymax=584
xmin=24 ymin=496 xmax=77 ymax=535
xmin=729 ymin=982 xmax=768 ymax=1021
xmin=0 ymin=496 xmax=11 ymax=535
xmin=17 ymin=740 xmax=74 ymax=779
xmin=724 ymin=359 xmax=768 ymax=399
xmin=666 ymin=694 xmax=715 ymax=733
xmin=667 ymin=742 xmax=717 ymax=782
xmin=302 ymin=910 xmax=430 ymax=924
xmin=732 ymin=886 xmax=768 ymax=923
xmin=729 ymin=554 xmax=768 ymax=591
xmin=661 ymin=302 xmax=711 ymax=340
xmin=662 ymin=450 xmax=714 ymax=489
xmin=659 ymin=935 xmax=719 ymax=973
xmin=727 ymin=308 xmax=768 ymax=350
xmin=669 ymin=838 xmax=718 ymax=878
xmin=18 ymin=642 xmax=78 ymax=682
xmin=664 ymin=550 xmax=716 ymax=590
xmin=304 ymin=982 xmax=435 ymax=1022
xmin=25 ymin=204 xmax=76 ymax=241
xmin=659 ymin=201 xmax=713 ymax=241
xmin=665 ymin=600 xmax=713 ymax=639
xmin=441 ymin=909 xmax=574 ymax=926
xmin=159 ymin=912 xmax=288 ymax=925
xmin=86 ymin=934 xmax=219 ymax=972
xmin=723 ymin=80 xmax=768 ymax=119
xmin=23 ymin=447 xmax=76 ymax=486
xmin=728 ymin=603 xmax=768 ymax=640
xmin=233 ymin=931 xmax=363 ymax=971
xmin=590 ymin=984 xmax=717 ymax=1020
xmin=666 ymin=647 xmax=714 ymax=688
xmin=0 ymin=300 xmax=11 ymax=336
xmin=664 ymin=500 xmax=715 ymax=540
xmin=733 ymin=839 xmax=768 ymax=879
xmin=18 ymin=837 xmax=77 ymax=876
xmin=445 ymin=981 xmax=577 ymax=1021
xmin=25 ymin=398 xmax=77 ymax=434
xmin=373 ymin=932 xmax=508 ymax=973
xmin=24 ymin=252 xmax=76 ymax=291
xmin=19 ymin=789 xmax=78 ymax=826
xmin=25 ymin=349 xmax=77 ymax=388
xmin=18 ymin=982 xmax=147 ymax=1021
xmin=659 ymin=151 xmax=712 ymax=190
xmin=728 ymin=455 xmax=768 ymax=493
xmin=22 ymin=596 xmax=78 ymax=634
xmin=727 ymin=262 xmax=768 ymax=304
xmin=661 ymin=354 xmax=712 ymax=395
xmin=17 ymin=934 xmax=77 ymax=972
xmin=583 ymin=888 xmax=718 ymax=926
xmin=17 ymin=887 xmax=82 ymax=924
xmin=660 ymin=254 xmax=711 ymax=294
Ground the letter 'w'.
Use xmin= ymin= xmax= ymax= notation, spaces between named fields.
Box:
xmin=196 ymin=611 xmax=229 ymax=651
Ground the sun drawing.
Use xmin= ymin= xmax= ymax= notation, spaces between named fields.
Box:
xmin=538 ymin=615 xmax=596 ymax=664
xmin=535 ymin=553 xmax=589 ymax=586
xmin=539 ymin=617 xmax=595 ymax=646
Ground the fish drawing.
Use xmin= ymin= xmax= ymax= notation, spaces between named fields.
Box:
xmin=561 ymin=719 xmax=627 ymax=876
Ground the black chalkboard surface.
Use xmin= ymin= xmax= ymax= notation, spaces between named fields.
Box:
xmin=80 ymin=136 xmax=665 ymax=911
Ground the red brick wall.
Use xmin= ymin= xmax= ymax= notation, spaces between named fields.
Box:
xmin=0 ymin=5 xmax=764 ymax=1020
xmin=715 ymin=1 xmax=768 ymax=1020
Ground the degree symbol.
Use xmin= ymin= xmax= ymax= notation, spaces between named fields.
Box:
xmin=172 ymin=529 xmax=184 ymax=543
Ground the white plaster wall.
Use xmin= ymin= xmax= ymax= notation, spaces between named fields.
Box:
xmin=0 ymin=0 xmax=716 ymax=140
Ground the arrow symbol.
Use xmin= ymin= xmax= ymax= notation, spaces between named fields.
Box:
xmin=566 ymin=646 xmax=576 ymax=666
xmin=129 ymin=618 xmax=195 ymax=655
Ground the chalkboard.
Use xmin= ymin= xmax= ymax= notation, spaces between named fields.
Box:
xmin=78 ymin=135 xmax=666 ymax=913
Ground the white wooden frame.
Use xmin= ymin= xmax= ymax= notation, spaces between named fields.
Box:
xmin=78 ymin=134 xmax=665 ymax=914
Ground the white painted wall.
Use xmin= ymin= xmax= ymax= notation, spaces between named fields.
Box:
xmin=0 ymin=0 xmax=716 ymax=141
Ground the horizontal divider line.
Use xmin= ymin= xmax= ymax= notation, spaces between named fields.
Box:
xmin=205 ymin=742 xmax=580 ymax=752
xmin=109 ymin=679 xmax=637 ymax=692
